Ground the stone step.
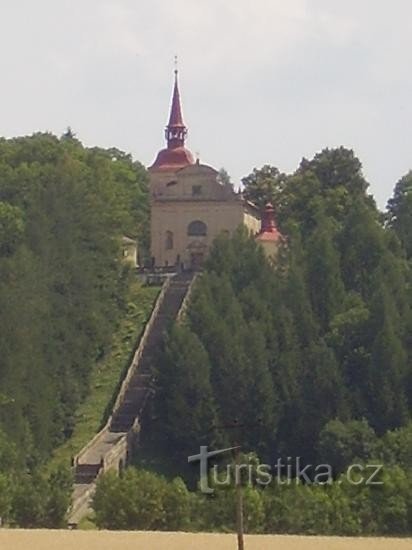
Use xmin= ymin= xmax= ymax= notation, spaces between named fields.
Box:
xmin=108 ymin=273 xmax=194 ymax=433
xmin=74 ymin=463 xmax=101 ymax=484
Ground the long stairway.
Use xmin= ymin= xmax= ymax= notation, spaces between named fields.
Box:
xmin=68 ymin=272 xmax=195 ymax=525
xmin=110 ymin=272 xmax=194 ymax=432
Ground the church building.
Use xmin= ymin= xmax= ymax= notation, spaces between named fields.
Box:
xmin=148 ymin=69 xmax=280 ymax=270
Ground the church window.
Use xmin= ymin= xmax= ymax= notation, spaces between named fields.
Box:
xmin=188 ymin=220 xmax=207 ymax=237
xmin=166 ymin=230 xmax=174 ymax=250
xmin=192 ymin=185 xmax=202 ymax=196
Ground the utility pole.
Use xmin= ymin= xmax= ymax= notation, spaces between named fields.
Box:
xmin=234 ymin=444 xmax=244 ymax=550
xmin=212 ymin=418 xmax=262 ymax=550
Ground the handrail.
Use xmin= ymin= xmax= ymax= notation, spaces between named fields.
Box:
xmin=103 ymin=434 xmax=128 ymax=469
xmin=110 ymin=276 xmax=171 ymax=415
xmin=75 ymin=426 xmax=109 ymax=464
xmin=176 ymin=273 xmax=199 ymax=323
xmin=69 ymin=273 xmax=196 ymax=524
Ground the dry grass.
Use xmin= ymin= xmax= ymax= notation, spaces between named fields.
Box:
xmin=0 ymin=530 xmax=411 ymax=550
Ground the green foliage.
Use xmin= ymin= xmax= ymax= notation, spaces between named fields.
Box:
xmin=318 ymin=419 xmax=378 ymax=473
xmin=152 ymin=324 xmax=218 ymax=463
xmin=0 ymin=133 xmax=149 ymax=464
xmin=242 ymin=165 xmax=286 ymax=208
xmin=148 ymin=146 xmax=412 ymax=485
xmin=0 ymin=473 xmax=12 ymax=522
xmin=49 ymin=282 xmax=159 ymax=468
xmin=10 ymin=465 xmax=72 ymax=528
xmin=387 ymin=170 xmax=412 ymax=259
xmin=92 ymin=434 xmax=412 ymax=536
xmin=1 ymin=133 xmax=411 ymax=536
xmin=93 ymin=469 xmax=192 ymax=531
xmin=217 ymin=168 xmax=232 ymax=187
xmin=0 ymin=201 xmax=24 ymax=255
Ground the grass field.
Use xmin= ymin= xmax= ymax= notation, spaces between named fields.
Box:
xmin=0 ymin=530 xmax=411 ymax=550
xmin=49 ymin=281 xmax=159 ymax=469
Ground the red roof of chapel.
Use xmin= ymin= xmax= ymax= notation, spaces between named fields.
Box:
xmin=256 ymin=203 xmax=282 ymax=242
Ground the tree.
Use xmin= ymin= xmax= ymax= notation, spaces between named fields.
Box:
xmin=242 ymin=165 xmax=286 ymax=208
xmin=93 ymin=469 xmax=192 ymax=531
xmin=387 ymin=170 xmax=412 ymax=259
xmin=163 ymin=477 xmax=193 ymax=531
xmin=0 ymin=474 xmax=12 ymax=524
xmin=0 ymin=133 xmax=150 ymax=461
xmin=305 ymin=211 xmax=346 ymax=331
xmin=299 ymin=147 xmax=369 ymax=196
xmin=43 ymin=466 xmax=73 ymax=528
xmin=0 ymin=201 xmax=24 ymax=256
xmin=217 ymin=168 xmax=233 ymax=187
xmin=153 ymin=324 xmax=218 ymax=462
xmin=368 ymin=285 xmax=409 ymax=433
xmin=317 ymin=419 xmax=378 ymax=473
xmin=381 ymin=422 xmax=412 ymax=470
xmin=11 ymin=473 xmax=48 ymax=528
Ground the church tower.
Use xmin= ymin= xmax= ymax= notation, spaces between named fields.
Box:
xmin=150 ymin=68 xmax=195 ymax=175
xmin=148 ymin=67 xmax=261 ymax=270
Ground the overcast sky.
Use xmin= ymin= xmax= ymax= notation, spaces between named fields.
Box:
xmin=1 ymin=1 xmax=411 ymax=207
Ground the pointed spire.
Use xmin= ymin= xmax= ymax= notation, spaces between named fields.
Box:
xmin=150 ymin=61 xmax=195 ymax=171
xmin=165 ymin=61 xmax=188 ymax=149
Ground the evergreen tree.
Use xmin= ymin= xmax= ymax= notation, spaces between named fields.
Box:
xmin=387 ymin=171 xmax=412 ymax=259
xmin=305 ymin=211 xmax=346 ymax=331
xmin=154 ymin=325 xmax=218 ymax=462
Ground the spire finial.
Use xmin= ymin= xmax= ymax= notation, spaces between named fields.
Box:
xmin=174 ymin=55 xmax=178 ymax=76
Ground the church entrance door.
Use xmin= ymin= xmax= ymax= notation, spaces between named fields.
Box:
xmin=190 ymin=252 xmax=204 ymax=271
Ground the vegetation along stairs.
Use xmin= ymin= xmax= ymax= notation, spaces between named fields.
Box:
xmin=68 ymin=272 xmax=196 ymax=525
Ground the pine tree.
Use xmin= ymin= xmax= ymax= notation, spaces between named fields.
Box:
xmin=154 ymin=324 xmax=218 ymax=461
xmin=305 ymin=211 xmax=346 ymax=331
xmin=387 ymin=171 xmax=412 ymax=259
xmin=367 ymin=283 xmax=409 ymax=433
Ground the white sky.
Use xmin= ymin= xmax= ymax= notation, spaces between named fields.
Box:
xmin=1 ymin=1 xmax=411 ymax=207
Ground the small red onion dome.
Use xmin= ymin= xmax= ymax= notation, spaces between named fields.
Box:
xmin=151 ymin=146 xmax=195 ymax=172
xmin=256 ymin=203 xmax=282 ymax=242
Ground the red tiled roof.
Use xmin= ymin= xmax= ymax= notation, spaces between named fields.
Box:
xmin=150 ymin=146 xmax=195 ymax=171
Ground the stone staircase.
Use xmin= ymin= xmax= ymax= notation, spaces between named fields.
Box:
xmin=74 ymin=463 xmax=102 ymax=485
xmin=68 ymin=272 xmax=195 ymax=525
xmin=110 ymin=272 xmax=194 ymax=432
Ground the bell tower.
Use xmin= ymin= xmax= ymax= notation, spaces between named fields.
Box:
xmin=150 ymin=66 xmax=195 ymax=173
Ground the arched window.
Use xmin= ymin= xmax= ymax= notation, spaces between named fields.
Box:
xmin=165 ymin=230 xmax=174 ymax=250
xmin=188 ymin=220 xmax=207 ymax=237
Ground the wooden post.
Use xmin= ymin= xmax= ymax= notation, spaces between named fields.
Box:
xmin=235 ymin=445 xmax=245 ymax=550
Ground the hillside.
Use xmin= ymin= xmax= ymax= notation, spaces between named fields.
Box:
xmin=0 ymin=133 xmax=152 ymax=527
xmin=50 ymin=281 xmax=159 ymax=468
xmin=131 ymin=148 xmax=412 ymax=537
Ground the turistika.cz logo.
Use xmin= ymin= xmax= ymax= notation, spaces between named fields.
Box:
xmin=188 ymin=446 xmax=384 ymax=494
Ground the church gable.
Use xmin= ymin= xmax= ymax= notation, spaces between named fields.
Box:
xmin=157 ymin=163 xmax=239 ymax=202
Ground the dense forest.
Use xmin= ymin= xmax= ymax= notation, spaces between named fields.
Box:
xmin=0 ymin=133 xmax=149 ymax=525
xmin=149 ymin=147 xmax=412 ymax=466
xmin=134 ymin=147 xmax=412 ymax=534
xmin=95 ymin=422 xmax=412 ymax=535
xmin=1 ymin=135 xmax=411 ymax=532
